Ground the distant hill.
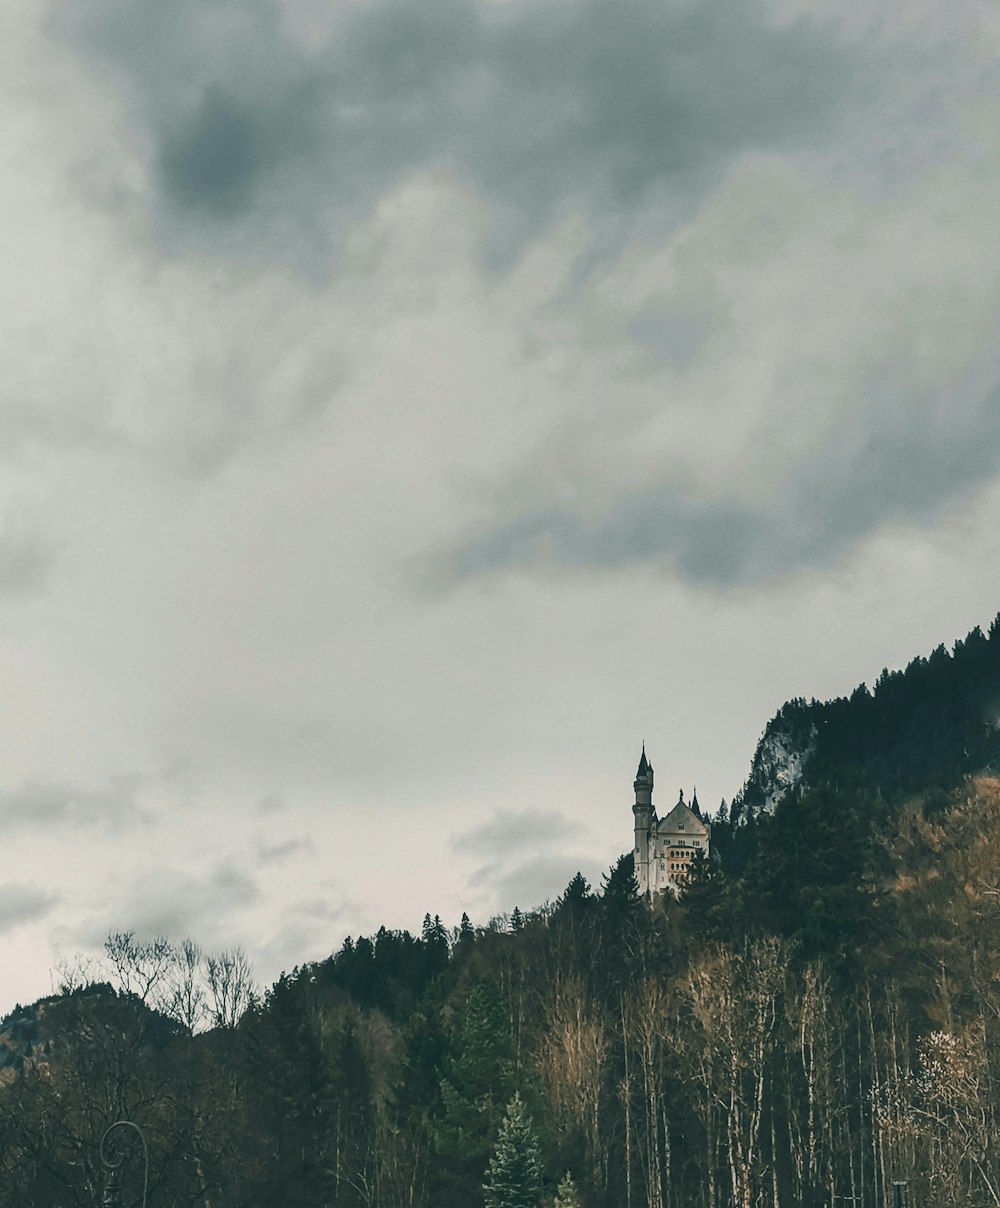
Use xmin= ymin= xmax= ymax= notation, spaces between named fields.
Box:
xmin=729 ymin=613 xmax=1000 ymax=824
xmin=0 ymin=981 xmax=180 ymax=1083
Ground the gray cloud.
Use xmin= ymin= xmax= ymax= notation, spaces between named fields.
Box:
xmin=456 ymin=809 xmax=600 ymax=914
xmin=252 ymin=897 xmax=360 ymax=979
xmin=0 ymin=778 xmax=146 ymax=834
xmin=104 ymin=862 xmax=261 ymax=944
xmin=452 ymin=807 xmax=581 ymax=860
xmin=59 ymin=0 xmax=856 ymax=264
xmin=487 ymin=855 xmax=604 ymax=914
xmin=284 ymin=897 xmax=354 ymax=925
xmin=433 ymin=380 xmax=1000 ymax=589
xmin=256 ymin=835 xmax=314 ymax=866
xmin=0 ymin=519 xmax=57 ymax=598
xmin=160 ymin=87 xmax=271 ymax=216
xmin=256 ymin=793 xmax=288 ymax=815
xmin=0 ymin=884 xmax=59 ymax=933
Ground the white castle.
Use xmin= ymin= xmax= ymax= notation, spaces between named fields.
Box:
xmin=631 ymin=746 xmax=710 ymax=897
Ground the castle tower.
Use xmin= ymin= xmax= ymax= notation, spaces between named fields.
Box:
xmin=632 ymin=746 xmax=655 ymax=897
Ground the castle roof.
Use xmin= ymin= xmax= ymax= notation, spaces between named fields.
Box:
xmin=657 ymin=798 xmax=709 ymax=837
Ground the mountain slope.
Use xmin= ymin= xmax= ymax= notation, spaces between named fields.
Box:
xmin=730 ymin=614 xmax=1000 ymax=824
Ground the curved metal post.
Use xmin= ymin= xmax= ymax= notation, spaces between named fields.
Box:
xmin=100 ymin=1120 xmax=149 ymax=1208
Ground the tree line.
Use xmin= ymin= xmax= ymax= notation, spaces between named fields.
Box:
xmin=2 ymin=774 xmax=1000 ymax=1205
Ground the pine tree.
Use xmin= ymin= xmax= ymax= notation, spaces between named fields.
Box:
xmin=432 ymin=979 xmax=516 ymax=1202
xmin=680 ymin=847 xmax=730 ymax=945
xmin=597 ymin=853 xmax=660 ymax=993
xmin=483 ymin=1092 xmax=543 ymax=1208
xmin=554 ymin=1171 xmax=583 ymax=1208
xmin=600 ymin=852 xmax=640 ymax=908
xmin=557 ymin=872 xmax=592 ymax=910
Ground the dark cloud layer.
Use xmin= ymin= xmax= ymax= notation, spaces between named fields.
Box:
xmin=436 ymin=383 xmax=1000 ymax=588
xmin=455 ymin=809 xmax=598 ymax=915
xmin=0 ymin=521 xmax=57 ymax=598
xmin=256 ymin=835 xmax=314 ymax=866
xmin=60 ymin=0 xmax=855 ymax=262
xmin=486 ymin=855 xmax=602 ymax=914
xmin=452 ymin=807 xmax=581 ymax=860
xmin=0 ymin=884 xmax=59 ymax=934
xmin=0 ymin=779 xmax=144 ymax=834
xmin=108 ymin=862 xmax=261 ymax=944
xmin=160 ymin=88 xmax=271 ymax=215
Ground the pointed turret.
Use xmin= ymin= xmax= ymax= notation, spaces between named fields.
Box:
xmin=632 ymin=746 xmax=655 ymax=898
xmin=634 ymin=744 xmax=654 ymax=794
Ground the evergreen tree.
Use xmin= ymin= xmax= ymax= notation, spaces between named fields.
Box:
xmin=557 ymin=873 xmax=592 ymax=910
xmin=431 ymin=979 xmax=517 ymax=1202
xmin=600 ymin=852 xmax=641 ymax=909
xmin=551 ymin=873 xmax=596 ymax=982
xmin=597 ymin=853 xmax=661 ymax=993
xmin=741 ymin=783 xmax=878 ymax=966
xmin=711 ymin=799 xmax=737 ymax=870
xmin=244 ymin=974 xmax=336 ymax=1206
xmin=679 ymin=848 xmax=730 ymax=945
xmin=554 ymin=1171 xmax=583 ymax=1208
xmin=483 ymin=1092 xmax=543 ymax=1208
xmin=421 ymin=913 xmax=451 ymax=980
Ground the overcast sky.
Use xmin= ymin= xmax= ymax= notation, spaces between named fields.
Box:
xmin=1 ymin=0 xmax=999 ymax=1012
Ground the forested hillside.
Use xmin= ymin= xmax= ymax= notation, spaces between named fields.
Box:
xmin=729 ymin=614 xmax=1000 ymax=824
xmin=3 ymin=622 xmax=1000 ymax=1207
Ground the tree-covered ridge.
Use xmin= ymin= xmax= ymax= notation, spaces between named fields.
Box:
xmin=731 ymin=612 xmax=1000 ymax=822
xmin=3 ymin=775 xmax=1000 ymax=1206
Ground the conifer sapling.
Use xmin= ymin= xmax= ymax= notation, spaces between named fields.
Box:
xmin=483 ymin=1091 xmax=543 ymax=1208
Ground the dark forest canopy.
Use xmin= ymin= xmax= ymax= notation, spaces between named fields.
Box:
xmin=3 ymin=615 xmax=1000 ymax=1206
xmin=729 ymin=611 xmax=1000 ymax=824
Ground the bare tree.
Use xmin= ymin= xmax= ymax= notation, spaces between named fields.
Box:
xmin=104 ymin=930 xmax=175 ymax=1008
xmin=53 ymin=952 xmax=101 ymax=996
xmin=680 ymin=938 xmax=786 ymax=1208
xmin=166 ymin=938 xmax=208 ymax=1034
xmin=535 ymin=975 xmax=610 ymax=1196
xmin=206 ymin=947 xmax=257 ymax=1029
xmin=624 ymin=978 xmax=672 ymax=1208
xmin=784 ymin=963 xmax=838 ymax=1206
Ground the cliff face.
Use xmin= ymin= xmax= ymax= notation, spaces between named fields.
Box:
xmin=730 ymin=702 xmax=817 ymax=824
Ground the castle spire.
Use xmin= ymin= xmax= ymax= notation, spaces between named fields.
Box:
xmin=632 ymin=747 xmax=655 ymax=899
xmin=634 ymin=745 xmax=654 ymax=792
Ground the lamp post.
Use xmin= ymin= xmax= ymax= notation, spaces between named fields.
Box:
xmin=99 ymin=1121 xmax=149 ymax=1208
